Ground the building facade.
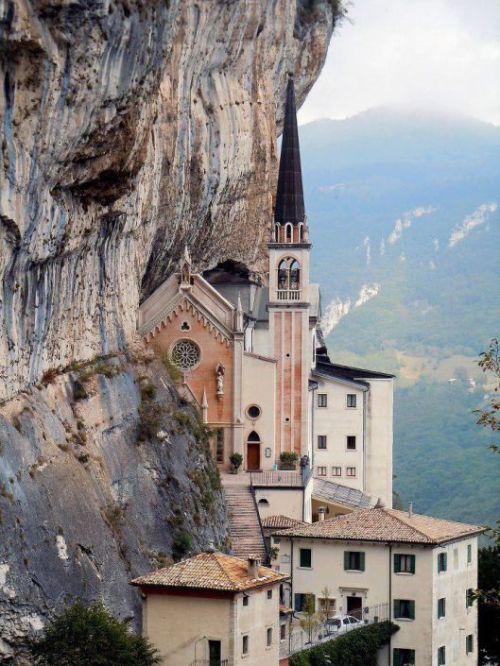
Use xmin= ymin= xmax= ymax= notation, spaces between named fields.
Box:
xmin=138 ymin=77 xmax=394 ymax=514
xmin=272 ymin=508 xmax=483 ymax=666
xmin=132 ymin=552 xmax=288 ymax=666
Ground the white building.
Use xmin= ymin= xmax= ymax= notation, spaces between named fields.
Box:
xmin=132 ymin=552 xmax=288 ymax=666
xmin=272 ymin=508 xmax=484 ymax=666
xmin=138 ymin=77 xmax=394 ymax=520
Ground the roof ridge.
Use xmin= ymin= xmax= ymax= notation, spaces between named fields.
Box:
xmin=383 ymin=509 xmax=434 ymax=542
xmin=213 ymin=552 xmax=241 ymax=587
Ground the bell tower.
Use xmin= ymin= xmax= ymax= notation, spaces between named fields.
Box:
xmin=269 ymin=76 xmax=313 ymax=461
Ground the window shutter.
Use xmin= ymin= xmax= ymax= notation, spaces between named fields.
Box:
xmin=410 ymin=554 xmax=416 ymax=574
xmin=344 ymin=551 xmax=350 ymax=570
xmin=409 ymin=600 xmax=415 ymax=619
xmin=394 ymin=554 xmax=401 ymax=573
xmin=393 ymin=648 xmax=400 ymax=666
xmin=393 ymin=600 xmax=400 ymax=617
xmin=360 ymin=552 xmax=365 ymax=571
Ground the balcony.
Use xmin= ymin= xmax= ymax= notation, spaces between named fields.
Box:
xmin=190 ymin=660 xmax=229 ymax=666
xmin=277 ymin=289 xmax=301 ymax=301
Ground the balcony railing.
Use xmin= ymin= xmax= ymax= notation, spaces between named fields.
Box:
xmin=277 ymin=289 xmax=301 ymax=301
xmin=190 ymin=660 xmax=229 ymax=666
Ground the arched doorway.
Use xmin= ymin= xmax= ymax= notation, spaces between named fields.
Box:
xmin=246 ymin=431 xmax=261 ymax=471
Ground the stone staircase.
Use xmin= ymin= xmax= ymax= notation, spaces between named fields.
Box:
xmin=224 ymin=484 xmax=267 ymax=562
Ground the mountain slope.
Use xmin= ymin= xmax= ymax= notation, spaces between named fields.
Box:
xmin=300 ymin=108 xmax=500 ymax=528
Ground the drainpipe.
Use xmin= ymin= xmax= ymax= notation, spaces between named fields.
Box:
xmin=363 ymin=389 xmax=367 ymax=493
xmin=388 ymin=543 xmax=392 ymax=666
xmin=290 ymin=538 xmax=294 ymax=611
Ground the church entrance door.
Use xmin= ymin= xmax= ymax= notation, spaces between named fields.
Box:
xmin=247 ymin=443 xmax=260 ymax=471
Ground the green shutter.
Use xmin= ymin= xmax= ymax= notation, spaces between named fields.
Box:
xmin=393 ymin=600 xmax=400 ymax=617
xmin=344 ymin=551 xmax=350 ymax=570
xmin=360 ymin=552 xmax=365 ymax=571
xmin=393 ymin=648 xmax=400 ymax=666
xmin=443 ymin=553 xmax=447 ymax=571
xmin=394 ymin=554 xmax=401 ymax=573
xmin=409 ymin=600 xmax=415 ymax=619
xmin=410 ymin=554 xmax=416 ymax=573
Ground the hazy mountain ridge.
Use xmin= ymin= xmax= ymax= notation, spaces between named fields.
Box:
xmin=300 ymin=107 xmax=500 ymax=527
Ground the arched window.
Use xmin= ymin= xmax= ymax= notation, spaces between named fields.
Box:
xmin=299 ymin=223 xmax=305 ymax=241
xmin=274 ymin=224 xmax=280 ymax=242
xmin=285 ymin=223 xmax=292 ymax=241
xmin=277 ymin=257 xmax=301 ymax=291
xmin=248 ymin=431 xmax=260 ymax=442
xmin=258 ymin=498 xmax=270 ymax=507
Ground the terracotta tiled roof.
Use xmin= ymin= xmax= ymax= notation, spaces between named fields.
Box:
xmin=131 ymin=552 xmax=288 ymax=592
xmin=272 ymin=508 xmax=484 ymax=545
xmin=261 ymin=515 xmax=307 ymax=530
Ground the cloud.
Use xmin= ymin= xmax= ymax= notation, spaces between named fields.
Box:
xmin=448 ymin=202 xmax=497 ymax=247
xmin=299 ymin=0 xmax=500 ymax=126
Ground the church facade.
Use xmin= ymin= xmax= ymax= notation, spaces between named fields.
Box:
xmin=138 ymin=79 xmax=394 ymax=511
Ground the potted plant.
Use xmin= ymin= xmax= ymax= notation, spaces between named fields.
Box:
xmin=229 ymin=453 xmax=243 ymax=474
xmin=279 ymin=451 xmax=298 ymax=470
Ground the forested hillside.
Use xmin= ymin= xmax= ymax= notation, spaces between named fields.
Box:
xmin=300 ymin=107 xmax=500 ymax=528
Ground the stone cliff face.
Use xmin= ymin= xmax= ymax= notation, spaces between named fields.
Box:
xmin=0 ymin=0 xmax=337 ymax=658
xmin=1 ymin=0 xmax=337 ymax=399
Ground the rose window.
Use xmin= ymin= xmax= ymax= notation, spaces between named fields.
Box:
xmin=170 ymin=339 xmax=200 ymax=370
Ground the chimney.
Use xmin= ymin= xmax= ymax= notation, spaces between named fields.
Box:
xmin=408 ymin=502 xmax=413 ymax=519
xmin=247 ymin=556 xmax=261 ymax=578
xmin=318 ymin=506 xmax=326 ymax=522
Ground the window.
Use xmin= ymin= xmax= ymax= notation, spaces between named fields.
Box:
xmin=280 ymin=623 xmax=286 ymax=640
xmin=299 ymin=548 xmax=312 ymax=568
xmin=247 ymin=405 xmax=261 ymax=419
xmin=437 ymin=552 xmax=447 ymax=573
xmin=466 ymin=588 xmax=474 ymax=608
xmin=437 ymin=598 xmax=446 ymax=618
xmin=294 ymin=593 xmax=314 ymax=612
xmin=267 ymin=589 xmax=273 ymax=600
xmin=242 ymin=634 xmax=249 ymax=655
xmin=346 ymin=466 xmax=356 ymax=477
xmin=344 ymin=551 xmax=365 ymax=571
xmin=438 ymin=646 xmax=446 ymax=665
xmin=317 ymin=466 xmax=327 ymax=477
xmin=346 ymin=394 xmax=357 ymax=408
xmin=346 ymin=435 xmax=356 ymax=450
xmin=258 ymin=499 xmax=270 ymax=507
xmin=170 ymin=339 xmax=201 ymax=370
xmin=467 ymin=544 xmax=472 ymax=564
xmin=277 ymin=256 xmax=300 ymax=290
xmin=466 ymin=634 xmax=473 ymax=654
xmin=393 ymin=648 xmax=415 ymax=666
xmin=394 ymin=554 xmax=416 ymax=574
xmin=215 ymin=428 xmax=224 ymax=464
xmin=331 ymin=466 xmax=342 ymax=477
xmin=242 ymin=595 xmax=249 ymax=607
xmin=317 ymin=393 xmax=327 ymax=408
xmin=394 ymin=599 xmax=415 ymax=620
xmin=266 ymin=627 xmax=273 ymax=647
xmin=317 ymin=435 xmax=327 ymax=449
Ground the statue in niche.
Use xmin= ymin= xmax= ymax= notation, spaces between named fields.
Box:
xmin=215 ymin=363 xmax=225 ymax=397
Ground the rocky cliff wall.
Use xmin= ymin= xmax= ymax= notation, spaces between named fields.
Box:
xmin=0 ymin=0 xmax=338 ymax=659
xmin=1 ymin=0 xmax=337 ymax=400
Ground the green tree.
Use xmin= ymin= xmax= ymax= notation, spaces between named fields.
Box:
xmin=299 ymin=594 xmax=321 ymax=644
xmin=475 ymin=339 xmax=500 ymax=665
xmin=30 ymin=601 xmax=160 ymax=666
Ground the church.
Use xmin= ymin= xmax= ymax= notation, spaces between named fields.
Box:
xmin=138 ymin=78 xmax=394 ymax=516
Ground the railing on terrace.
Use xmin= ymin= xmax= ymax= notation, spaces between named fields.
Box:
xmin=190 ymin=660 xmax=229 ymax=666
xmin=277 ymin=289 xmax=301 ymax=301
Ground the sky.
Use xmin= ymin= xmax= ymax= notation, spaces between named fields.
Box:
xmin=299 ymin=0 xmax=500 ymax=126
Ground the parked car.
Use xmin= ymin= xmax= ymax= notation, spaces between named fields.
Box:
xmin=325 ymin=614 xmax=364 ymax=634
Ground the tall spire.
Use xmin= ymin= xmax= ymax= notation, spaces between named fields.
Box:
xmin=274 ymin=76 xmax=305 ymax=226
